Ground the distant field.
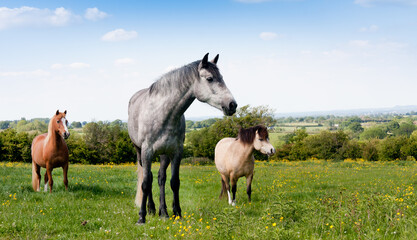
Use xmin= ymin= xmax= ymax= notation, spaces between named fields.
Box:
xmin=271 ymin=123 xmax=328 ymax=147
xmin=1 ymin=161 xmax=417 ymax=239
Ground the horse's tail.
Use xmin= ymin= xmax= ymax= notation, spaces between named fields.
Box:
xmin=219 ymin=178 xmax=227 ymax=199
xmin=135 ymin=163 xmax=144 ymax=207
xmin=32 ymin=160 xmax=40 ymax=192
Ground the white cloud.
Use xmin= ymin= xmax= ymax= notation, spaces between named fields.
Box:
xmin=350 ymin=40 xmax=370 ymax=47
xmin=259 ymin=32 xmax=278 ymax=41
xmin=50 ymin=63 xmax=64 ymax=70
xmin=50 ymin=62 xmax=90 ymax=69
xmin=359 ymin=24 xmax=379 ymax=32
xmin=114 ymin=58 xmax=136 ymax=67
xmin=322 ymin=50 xmax=350 ymax=58
xmin=355 ymin=0 xmax=417 ymax=7
xmin=84 ymin=8 xmax=108 ymax=21
xmin=0 ymin=69 xmax=50 ymax=77
xmin=69 ymin=62 xmax=90 ymax=69
xmin=0 ymin=6 xmax=78 ymax=30
xmin=101 ymin=29 xmax=138 ymax=42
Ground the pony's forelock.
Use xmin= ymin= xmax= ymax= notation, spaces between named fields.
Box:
xmin=237 ymin=125 xmax=269 ymax=144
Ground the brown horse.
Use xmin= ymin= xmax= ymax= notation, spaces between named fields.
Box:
xmin=215 ymin=125 xmax=275 ymax=206
xmin=31 ymin=110 xmax=70 ymax=193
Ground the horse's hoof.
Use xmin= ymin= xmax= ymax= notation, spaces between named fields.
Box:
xmin=136 ymin=217 xmax=146 ymax=225
xmin=159 ymin=209 xmax=169 ymax=218
xmin=232 ymin=201 xmax=236 ymax=206
xmin=148 ymin=208 xmax=156 ymax=215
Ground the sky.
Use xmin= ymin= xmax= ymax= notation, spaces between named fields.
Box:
xmin=1 ymin=0 xmax=417 ymax=121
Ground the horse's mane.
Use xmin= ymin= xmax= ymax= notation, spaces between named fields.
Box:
xmin=149 ymin=61 xmax=199 ymax=95
xmin=237 ymin=125 xmax=269 ymax=144
xmin=148 ymin=60 xmax=221 ymax=95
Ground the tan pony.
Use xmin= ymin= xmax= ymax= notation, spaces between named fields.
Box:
xmin=31 ymin=110 xmax=70 ymax=192
xmin=215 ymin=125 xmax=275 ymax=206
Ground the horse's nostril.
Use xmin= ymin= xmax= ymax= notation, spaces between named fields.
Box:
xmin=229 ymin=101 xmax=237 ymax=111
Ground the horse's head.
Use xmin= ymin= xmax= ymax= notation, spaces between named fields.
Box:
xmin=194 ymin=53 xmax=237 ymax=116
xmin=252 ymin=126 xmax=275 ymax=156
xmin=53 ymin=110 xmax=70 ymax=139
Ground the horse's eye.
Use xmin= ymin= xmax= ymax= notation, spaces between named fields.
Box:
xmin=207 ymin=77 xmax=213 ymax=82
xmin=259 ymin=138 xmax=264 ymax=141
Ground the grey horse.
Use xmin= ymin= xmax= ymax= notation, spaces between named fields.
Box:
xmin=128 ymin=53 xmax=237 ymax=224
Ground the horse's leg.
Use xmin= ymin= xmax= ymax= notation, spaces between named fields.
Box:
xmin=135 ymin=148 xmax=143 ymax=207
xmin=219 ymin=177 xmax=226 ymax=199
xmin=221 ymin=175 xmax=232 ymax=204
xmin=44 ymin=171 xmax=49 ymax=192
xmin=46 ymin=165 xmax=53 ymax=193
xmin=246 ymin=173 xmax=254 ymax=203
xmin=147 ymin=171 xmax=156 ymax=215
xmin=158 ymin=154 xmax=170 ymax=218
xmin=137 ymin=148 xmax=153 ymax=225
xmin=32 ymin=161 xmax=41 ymax=192
xmin=63 ymin=162 xmax=69 ymax=191
xmin=230 ymin=174 xmax=238 ymax=206
xmin=171 ymin=151 xmax=182 ymax=218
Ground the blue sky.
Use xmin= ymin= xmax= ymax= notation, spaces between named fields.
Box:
xmin=1 ymin=0 xmax=417 ymax=121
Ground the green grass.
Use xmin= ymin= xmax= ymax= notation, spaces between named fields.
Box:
xmin=1 ymin=160 xmax=417 ymax=239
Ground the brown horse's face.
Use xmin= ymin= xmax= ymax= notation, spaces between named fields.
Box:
xmin=54 ymin=110 xmax=70 ymax=139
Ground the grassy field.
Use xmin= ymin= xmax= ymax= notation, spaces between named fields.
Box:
xmin=1 ymin=160 xmax=417 ymax=239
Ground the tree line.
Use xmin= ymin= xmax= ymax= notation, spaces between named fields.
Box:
xmin=0 ymin=120 xmax=136 ymax=164
xmin=1 ymin=106 xmax=417 ymax=163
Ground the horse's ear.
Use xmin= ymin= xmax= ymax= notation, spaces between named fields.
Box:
xmin=211 ymin=54 xmax=219 ymax=64
xmin=64 ymin=110 xmax=67 ymax=115
xmin=201 ymin=53 xmax=209 ymax=68
xmin=56 ymin=110 xmax=59 ymax=115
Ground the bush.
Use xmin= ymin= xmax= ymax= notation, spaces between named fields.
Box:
xmin=379 ymin=136 xmax=408 ymax=161
xmin=362 ymin=139 xmax=380 ymax=161
xmin=360 ymin=126 xmax=387 ymax=140
xmin=400 ymin=138 xmax=417 ymax=161
xmin=181 ymin=157 xmax=213 ymax=166
xmin=0 ymin=129 xmax=34 ymax=162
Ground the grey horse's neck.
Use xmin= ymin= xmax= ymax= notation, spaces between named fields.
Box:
xmin=149 ymin=61 xmax=199 ymax=121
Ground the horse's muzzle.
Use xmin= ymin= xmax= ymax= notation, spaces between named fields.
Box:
xmin=223 ymin=101 xmax=237 ymax=116
xmin=268 ymin=147 xmax=276 ymax=156
xmin=63 ymin=132 xmax=70 ymax=139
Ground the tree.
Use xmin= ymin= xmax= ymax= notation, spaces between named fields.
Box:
xmin=348 ymin=122 xmax=364 ymax=133
xmin=70 ymin=121 xmax=82 ymax=129
xmin=360 ymin=126 xmax=387 ymax=140
xmin=394 ymin=122 xmax=416 ymax=137
xmin=379 ymin=136 xmax=407 ymax=161
xmin=362 ymin=139 xmax=380 ymax=161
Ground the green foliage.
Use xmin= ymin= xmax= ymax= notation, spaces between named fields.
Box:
xmin=0 ymin=129 xmax=34 ymax=162
xmin=378 ymin=136 xmax=408 ymax=161
xmin=360 ymin=125 xmax=387 ymax=140
xmin=0 ymin=121 xmax=12 ymax=129
xmin=400 ymin=138 xmax=417 ymax=160
xmin=186 ymin=118 xmax=219 ymax=131
xmin=70 ymin=121 xmax=82 ymax=129
xmin=394 ymin=122 xmax=416 ymax=137
xmin=0 ymin=120 xmax=135 ymax=164
xmin=81 ymin=121 xmax=135 ymax=164
xmin=362 ymin=139 xmax=380 ymax=161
